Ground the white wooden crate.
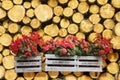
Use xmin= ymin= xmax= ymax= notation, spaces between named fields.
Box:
xmin=77 ymin=56 xmax=102 ymax=72
xmin=45 ymin=54 xmax=77 ymax=71
xmin=14 ymin=55 xmax=41 ymax=73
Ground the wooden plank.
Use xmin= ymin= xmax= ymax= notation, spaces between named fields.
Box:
xmin=15 ymin=55 xmax=41 ymax=60
xmin=77 ymin=67 xmax=102 ymax=72
xmin=15 ymin=61 xmax=41 ymax=66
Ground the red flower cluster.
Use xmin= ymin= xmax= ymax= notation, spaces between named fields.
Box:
xmin=9 ymin=32 xmax=43 ymax=58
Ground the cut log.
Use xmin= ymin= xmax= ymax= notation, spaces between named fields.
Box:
xmin=13 ymin=0 xmax=23 ymax=4
xmin=107 ymin=62 xmax=119 ymax=74
xmin=0 ymin=44 xmax=3 ymax=52
xmin=0 ymin=66 xmax=5 ymax=79
xmin=0 ymin=26 xmax=5 ymax=35
xmin=3 ymin=20 xmax=9 ymax=29
xmin=99 ymin=72 xmax=115 ymax=80
xmin=53 ymin=16 xmax=61 ymax=24
xmin=115 ymin=11 xmax=120 ymax=22
xmin=23 ymin=1 xmax=31 ymax=9
xmin=37 ymin=29 xmax=44 ymax=37
xmin=54 ymin=6 xmax=63 ymax=16
xmin=60 ymin=72 xmax=71 ymax=76
xmin=79 ymin=0 xmax=87 ymax=1
xmin=63 ymin=7 xmax=73 ymax=17
xmin=44 ymin=24 xmax=59 ymax=37
xmin=65 ymin=74 xmax=77 ymax=80
xmin=20 ymin=26 xmax=32 ymax=35
xmin=89 ymin=14 xmax=101 ymax=24
xmin=3 ymin=55 xmax=14 ymax=69
xmin=97 ymin=0 xmax=108 ymax=5
xmin=0 ymin=33 xmax=12 ymax=46
xmin=31 ymin=0 xmax=41 ymax=8
xmin=26 ymin=8 xmax=34 ymax=18
xmin=78 ymin=75 xmax=92 ymax=80
xmin=100 ymin=4 xmax=115 ymax=19
xmin=13 ymin=33 xmax=22 ymax=41
xmin=59 ymin=28 xmax=67 ymax=37
xmin=8 ymin=23 xmax=19 ymax=34
xmin=34 ymin=72 xmax=48 ymax=80
xmin=88 ymin=0 xmax=96 ymax=3
xmin=58 ymin=0 xmax=68 ymax=4
xmin=22 ymin=16 xmax=31 ymax=24
xmin=0 ymin=8 xmax=6 ymax=19
xmin=76 ymin=32 xmax=85 ymax=39
xmin=78 ymin=1 xmax=89 ymax=14
xmin=68 ymin=0 xmax=79 ymax=9
xmin=43 ymin=35 xmax=52 ymax=41
xmin=102 ymin=29 xmax=113 ymax=39
xmin=5 ymin=69 xmax=17 ymax=80
xmin=93 ymin=23 xmax=104 ymax=33
xmin=48 ymin=71 xmax=59 ymax=79
xmin=16 ymin=77 xmax=25 ymax=80
xmin=2 ymin=0 xmax=13 ymax=10
xmin=35 ymin=4 xmax=53 ymax=22
xmin=88 ymin=32 xmax=97 ymax=42
xmin=80 ymin=19 xmax=93 ymax=33
xmin=30 ymin=18 xmax=41 ymax=29
xmin=48 ymin=0 xmax=58 ymax=7
xmin=89 ymin=4 xmax=99 ymax=14
xmin=111 ymin=0 xmax=120 ymax=8
xmin=8 ymin=5 xmax=25 ymax=22
xmin=103 ymin=19 xmax=115 ymax=29
xmin=72 ymin=12 xmax=84 ymax=24
xmin=67 ymin=23 xmax=79 ymax=34
xmin=111 ymin=36 xmax=120 ymax=49
xmin=107 ymin=52 xmax=119 ymax=62
xmin=23 ymin=72 xmax=35 ymax=80
xmin=60 ymin=18 xmax=70 ymax=28
xmin=89 ymin=72 xmax=100 ymax=79
xmin=114 ymin=23 xmax=120 ymax=36
xmin=2 ymin=49 xmax=10 ymax=56
xmin=0 ymin=54 xmax=3 ymax=64
xmin=73 ymin=72 xmax=83 ymax=77
xmin=102 ymin=59 xmax=107 ymax=69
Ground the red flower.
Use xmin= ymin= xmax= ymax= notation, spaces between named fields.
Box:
xmin=61 ymin=48 xmax=67 ymax=55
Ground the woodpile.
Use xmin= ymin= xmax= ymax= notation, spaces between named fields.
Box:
xmin=0 ymin=0 xmax=120 ymax=80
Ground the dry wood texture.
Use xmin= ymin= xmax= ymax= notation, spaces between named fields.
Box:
xmin=0 ymin=0 xmax=120 ymax=80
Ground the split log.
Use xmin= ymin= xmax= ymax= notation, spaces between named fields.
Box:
xmin=20 ymin=26 xmax=32 ymax=35
xmin=48 ymin=71 xmax=59 ymax=79
xmin=80 ymin=19 xmax=93 ymax=33
xmin=16 ymin=77 xmax=25 ymax=80
xmin=72 ymin=12 xmax=84 ymax=24
xmin=76 ymin=32 xmax=85 ymax=39
xmin=22 ymin=16 xmax=31 ymax=24
xmin=78 ymin=75 xmax=92 ymax=80
xmin=89 ymin=72 xmax=100 ymax=79
xmin=5 ymin=69 xmax=17 ymax=80
xmin=0 ymin=66 xmax=5 ymax=79
xmin=68 ymin=0 xmax=79 ymax=9
xmin=0 ymin=44 xmax=3 ymax=52
xmin=31 ymin=0 xmax=41 ymax=8
xmin=58 ymin=0 xmax=68 ymax=4
xmin=111 ymin=36 xmax=120 ymax=49
xmin=54 ymin=6 xmax=63 ymax=16
xmin=23 ymin=72 xmax=35 ymax=80
xmin=111 ymin=0 xmax=120 ymax=8
xmin=26 ymin=8 xmax=34 ymax=18
xmin=93 ymin=23 xmax=104 ymax=33
xmin=34 ymin=72 xmax=48 ymax=80
xmin=59 ymin=28 xmax=67 ymax=37
xmin=100 ymin=4 xmax=115 ymax=19
xmin=3 ymin=20 xmax=9 ymax=29
xmin=63 ymin=7 xmax=73 ymax=17
xmin=115 ymin=11 xmax=120 ymax=22
xmin=88 ymin=32 xmax=97 ymax=42
xmin=97 ymin=0 xmax=108 ymax=5
xmin=2 ymin=0 xmax=13 ymax=10
xmin=0 ymin=33 xmax=12 ymax=46
xmin=89 ymin=4 xmax=99 ymax=14
xmin=0 ymin=54 xmax=3 ymax=64
xmin=60 ymin=72 xmax=71 ymax=76
xmin=78 ymin=1 xmax=89 ymax=14
xmin=103 ymin=19 xmax=115 ymax=29
xmin=65 ymin=74 xmax=77 ymax=80
xmin=114 ymin=23 xmax=120 ymax=36
xmin=2 ymin=49 xmax=10 ymax=56
xmin=8 ymin=5 xmax=25 ymax=22
xmin=107 ymin=52 xmax=119 ymax=62
xmin=30 ymin=18 xmax=41 ymax=29
xmin=0 ymin=8 xmax=6 ymax=19
xmin=67 ymin=23 xmax=79 ymax=34
xmin=8 ymin=23 xmax=19 ymax=34
xmin=73 ymin=72 xmax=83 ymax=77
xmin=48 ymin=0 xmax=58 ymax=8
xmin=3 ymin=55 xmax=14 ymax=69
xmin=13 ymin=0 xmax=23 ymax=4
xmin=107 ymin=62 xmax=119 ymax=74
xmin=23 ymin=1 xmax=31 ymax=9
xmin=89 ymin=14 xmax=101 ymax=24
xmin=53 ymin=16 xmax=61 ymax=24
xmin=60 ymin=18 xmax=70 ymax=28
xmin=0 ymin=26 xmax=5 ymax=35
xmin=44 ymin=24 xmax=59 ymax=37
xmin=102 ymin=29 xmax=113 ymax=39
xmin=35 ymin=4 xmax=53 ymax=22
xmin=99 ymin=72 xmax=115 ymax=80
xmin=42 ymin=62 xmax=45 ymax=71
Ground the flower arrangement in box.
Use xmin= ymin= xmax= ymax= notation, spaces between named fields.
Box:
xmin=42 ymin=33 xmax=113 ymax=60
xmin=9 ymin=32 xmax=43 ymax=58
